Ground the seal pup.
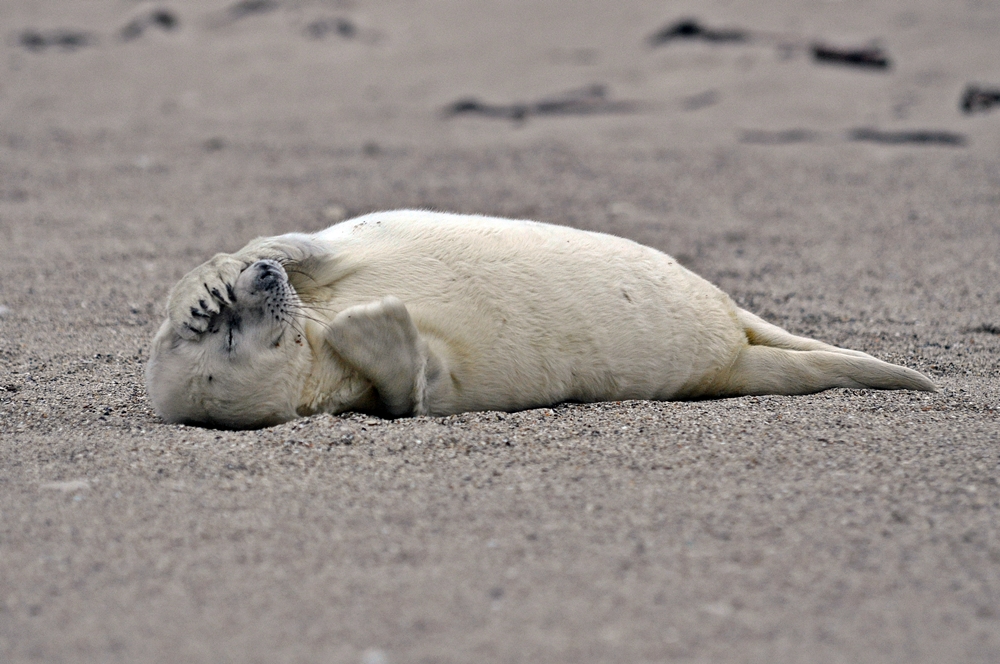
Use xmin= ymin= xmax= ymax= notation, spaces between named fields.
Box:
xmin=146 ymin=210 xmax=935 ymax=429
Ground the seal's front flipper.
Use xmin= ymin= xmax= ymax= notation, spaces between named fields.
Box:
xmin=167 ymin=234 xmax=331 ymax=340
xmin=167 ymin=252 xmax=249 ymax=339
xmin=325 ymin=297 xmax=434 ymax=417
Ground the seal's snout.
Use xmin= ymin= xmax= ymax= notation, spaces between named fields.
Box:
xmin=251 ymin=260 xmax=285 ymax=291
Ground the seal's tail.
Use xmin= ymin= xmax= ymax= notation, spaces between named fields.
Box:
xmin=721 ymin=309 xmax=937 ymax=395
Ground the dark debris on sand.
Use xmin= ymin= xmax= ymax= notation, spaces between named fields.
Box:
xmin=648 ymin=18 xmax=893 ymax=73
xmin=648 ymin=19 xmax=748 ymax=46
xmin=812 ymin=43 xmax=891 ymax=70
xmin=967 ymin=323 xmax=1000 ymax=335
xmin=206 ymin=0 xmax=278 ymax=28
xmin=121 ymin=9 xmax=179 ymax=41
xmin=849 ymin=127 xmax=966 ymax=146
xmin=227 ymin=0 xmax=278 ymax=21
xmin=444 ymin=84 xmax=637 ymax=122
xmin=18 ymin=29 xmax=94 ymax=52
xmin=305 ymin=17 xmax=356 ymax=40
xmin=741 ymin=129 xmax=818 ymax=145
xmin=961 ymin=85 xmax=1000 ymax=114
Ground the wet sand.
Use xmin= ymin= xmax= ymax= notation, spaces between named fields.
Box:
xmin=1 ymin=1 xmax=999 ymax=662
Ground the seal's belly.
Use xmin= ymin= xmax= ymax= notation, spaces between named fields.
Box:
xmin=311 ymin=213 xmax=744 ymax=413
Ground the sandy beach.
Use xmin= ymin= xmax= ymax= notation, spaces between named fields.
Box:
xmin=1 ymin=1 xmax=999 ymax=662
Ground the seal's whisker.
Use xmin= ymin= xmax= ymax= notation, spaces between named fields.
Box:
xmin=286 ymin=308 xmax=328 ymax=328
xmin=291 ymin=312 xmax=325 ymax=326
xmin=283 ymin=317 xmax=308 ymax=338
xmin=288 ymin=300 xmax=342 ymax=316
xmin=296 ymin=304 xmax=341 ymax=315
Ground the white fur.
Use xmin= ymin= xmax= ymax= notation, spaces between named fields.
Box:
xmin=146 ymin=210 xmax=935 ymax=428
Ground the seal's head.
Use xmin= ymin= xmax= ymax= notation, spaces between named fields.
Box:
xmin=146 ymin=260 xmax=311 ymax=429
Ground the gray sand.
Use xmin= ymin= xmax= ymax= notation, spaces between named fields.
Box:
xmin=1 ymin=1 xmax=998 ymax=662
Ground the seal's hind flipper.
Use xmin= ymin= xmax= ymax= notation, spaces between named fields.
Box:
xmin=736 ymin=309 xmax=873 ymax=358
xmin=721 ymin=345 xmax=937 ymax=396
xmin=725 ymin=307 xmax=936 ymax=395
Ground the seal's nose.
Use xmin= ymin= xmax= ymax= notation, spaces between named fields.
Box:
xmin=252 ymin=260 xmax=284 ymax=290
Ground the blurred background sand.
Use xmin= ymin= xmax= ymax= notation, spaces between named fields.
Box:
xmin=1 ymin=1 xmax=999 ymax=662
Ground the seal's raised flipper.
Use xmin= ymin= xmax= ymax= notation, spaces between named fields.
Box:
xmin=325 ymin=297 xmax=437 ymax=417
xmin=166 ymin=233 xmax=330 ymax=339
xmin=167 ymin=252 xmax=246 ymax=338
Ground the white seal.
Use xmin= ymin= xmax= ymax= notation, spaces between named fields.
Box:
xmin=146 ymin=210 xmax=935 ymax=428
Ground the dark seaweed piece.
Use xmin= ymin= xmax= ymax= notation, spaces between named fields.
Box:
xmin=305 ymin=18 xmax=356 ymax=40
xmin=961 ymin=85 xmax=1000 ymax=114
xmin=121 ymin=9 xmax=179 ymax=41
xmin=53 ymin=32 xmax=90 ymax=49
xmin=446 ymin=99 xmax=529 ymax=121
xmin=849 ymin=128 xmax=965 ymax=146
xmin=151 ymin=10 xmax=178 ymax=30
xmin=444 ymin=85 xmax=636 ymax=122
xmin=812 ymin=44 xmax=891 ymax=69
xmin=967 ymin=324 xmax=1000 ymax=335
xmin=533 ymin=84 xmax=619 ymax=114
xmin=206 ymin=0 xmax=277 ymax=28
xmin=120 ymin=20 xmax=145 ymax=41
xmin=741 ymin=129 xmax=817 ymax=145
xmin=18 ymin=31 xmax=46 ymax=51
xmin=18 ymin=29 xmax=93 ymax=52
xmin=649 ymin=19 xmax=748 ymax=46
xmin=229 ymin=0 xmax=277 ymax=20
